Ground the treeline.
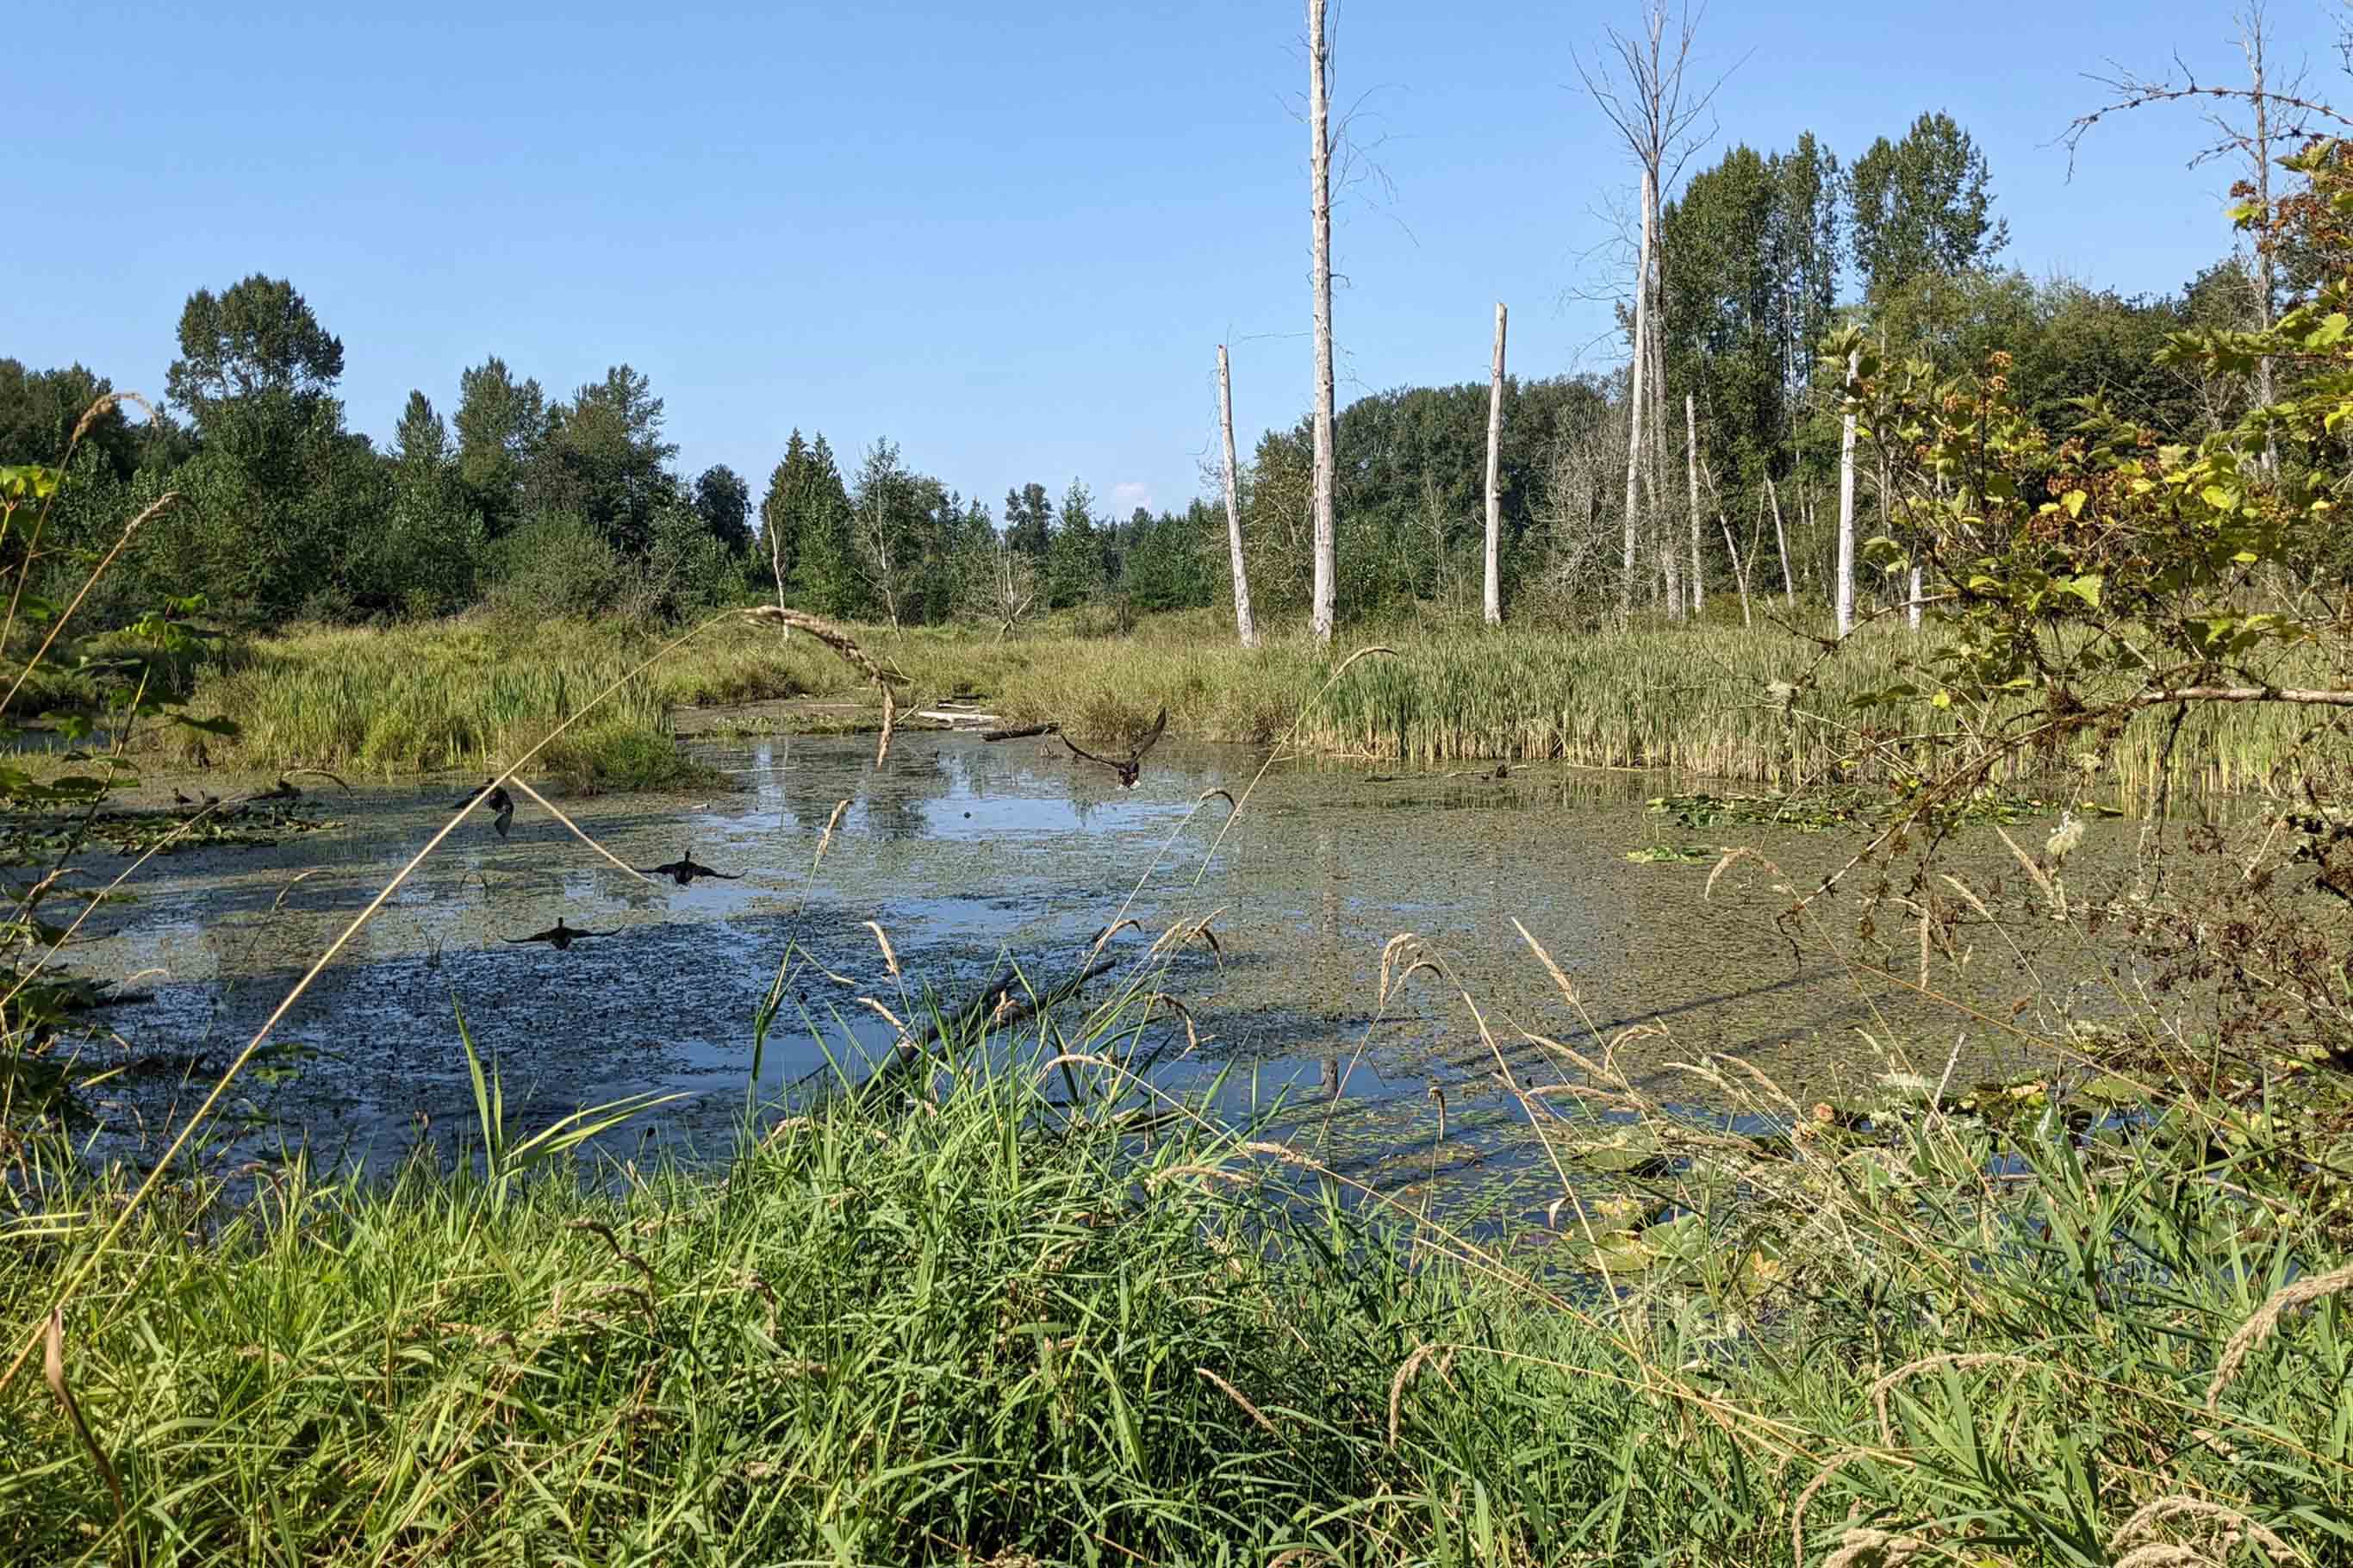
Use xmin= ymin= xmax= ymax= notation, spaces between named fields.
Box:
xmin=0 ymin=280 xmax=1224 ymax=633
xmin=2 ymin=109 xmax=2286 ymax=636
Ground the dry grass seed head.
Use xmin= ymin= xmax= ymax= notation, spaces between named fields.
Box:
xmin=862 ymin=921 xmax=901 ymax=978
xmin=2113 ymin=1547 xmax=2225 ymax=1568
xmin=2207 ymin=1259 xmax=2353 ymax=1413
xmin=1195 ymin=1366 xmax=1281 ymax=1435
xmin=1791 ymin=1449 xmax=1908 ymax=1566
xmin=1386 ymin=1342 xmax=1457 ymax=1447
xmin=2110 ymin=1496 xmax=2294 ymax=1565
xmin=44 ymin=1307 xmax=125 ymax=1534
xmin=1821 ymin=1528 xmax=1927 ymax=1567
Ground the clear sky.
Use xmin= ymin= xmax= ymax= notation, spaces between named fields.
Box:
xmin=12 ymin=1 xmax=2344 ymax=518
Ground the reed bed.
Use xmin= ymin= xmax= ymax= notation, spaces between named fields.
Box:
xmin=162 ymin=608 xmax=2336 ymax=796
xmin=4 ymin=978 xmax=2349 ymax=1565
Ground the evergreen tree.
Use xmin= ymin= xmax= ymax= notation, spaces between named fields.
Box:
xmin=757 ymin=433 xmax=806 ymax=590
xmin=1046 ymin=477 xmax=1105 ymax=608
xmin=354 ymin=390 xmax=480 ymax=615
xmin=787 ymin=433 xmax=860 ymax=617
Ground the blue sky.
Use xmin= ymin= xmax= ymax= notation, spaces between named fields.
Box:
xmin=12 ymin=1 xmax=2343 ymax=518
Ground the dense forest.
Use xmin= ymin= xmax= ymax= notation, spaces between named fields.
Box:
xmin=0 ymin=109 xmax=2282 ymax=636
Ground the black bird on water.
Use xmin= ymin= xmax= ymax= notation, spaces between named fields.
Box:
xmin=1061 ymin=706 xmax=1167 ymax=789
xmin=502 ymin=918 xmax=620 ymax=952
xmin=455 ymin=781 xmax=516 ymax=837
xmin=637 ymin=849 xmax=743 ymax=887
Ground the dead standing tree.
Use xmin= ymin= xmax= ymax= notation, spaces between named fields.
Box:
xmin=1484 ymin=302 xmax=1508 ymax=625
xmin=1217 ymin=344 xmax=1259 ymax=649
xmin=1308 ymin=0 xmax=1338 ymax=644
xmin=1576 ymin=0 xmax=1729 ymax=624
xmin=2065 ymin=0 xmax=2348 ymax=471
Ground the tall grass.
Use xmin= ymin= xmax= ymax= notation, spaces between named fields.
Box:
xmin=167 ymin=607 xmax=2329 ymax=796
xmin=5 ymin=966 xmax=2349 ymax=1565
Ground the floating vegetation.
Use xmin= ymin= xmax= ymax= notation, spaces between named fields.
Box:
xmin=1 ymin=806 xmax=344 ymax=859
xmin=1622 ymin=842 xmax=1718 ymax=865
xmin=1646 ymin=787 xmax=2131 ymax=832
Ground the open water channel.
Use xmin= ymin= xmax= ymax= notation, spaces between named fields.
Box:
xmin=65 ymin=728 xmax=2120 ymax=1210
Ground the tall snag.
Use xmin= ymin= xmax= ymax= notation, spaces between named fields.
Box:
xmin=1484 ymin=302 xmax=1508 ymax=625
xmin=1217 ymin=345 xmax=1258 ymax=649
xmin=1307 ymin=0 xmax=1337 ymax=644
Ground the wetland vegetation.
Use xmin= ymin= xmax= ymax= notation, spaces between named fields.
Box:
xmin=12 ymin=4 xmax=2353 ymax=1564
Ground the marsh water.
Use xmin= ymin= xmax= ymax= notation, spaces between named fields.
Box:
xmin=66 ymin=728 xmax=2125 ymax=1209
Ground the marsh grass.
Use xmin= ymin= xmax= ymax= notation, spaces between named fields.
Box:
xmin=4 ymin=983 xmax=2350 ymax=1565
xmin=167 ymin=607 xmax=2331 ymax=798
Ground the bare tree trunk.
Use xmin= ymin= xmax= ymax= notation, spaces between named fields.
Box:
xmin=2246 ymin=11 xmax=2279 ymax=475
xmin=1836 ymin=350 xmax=1858 ymax=638
xmin=1484 ymin=302 xmax=1507 ymax=625
xmin=769 ymin=514 xmax=791 ymax=633
xmin=1907 ymin=563 xmax=1923 ymax=632
xmin=1765 ymin=473 xmax=1794 ymax=607
xmin=1721 ymin=516 xmax=1751 ymax=625
xmin=1684 ymin=392 xmax=1703 ymax=618
xmin=1619 ymin=167 xmax=1654 ymax=624
xmin=1217 ymin=345 xmax=1259 ymax=649
xmin=1646 ymin=179 xmax=1676 ymax=619
xmin=1308 ymin=0 xmax=1337 ymax=644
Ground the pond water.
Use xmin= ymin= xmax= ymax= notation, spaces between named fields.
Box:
xmin=62 ymin=731 xmax=2120 ymax=1209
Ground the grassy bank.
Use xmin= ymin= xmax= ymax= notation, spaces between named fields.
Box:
xmin=147 ymin=606 xmax=2330 ymax=796
xmin=5 ymin=989 xmax=2349 ymax=1565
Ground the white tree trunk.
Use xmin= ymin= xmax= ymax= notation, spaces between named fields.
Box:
xmin=1721 ymin=517 xmax=1751 ymax=626
xmin=1908 ymin=563 xmax=1923 ymax=632
xmin=1484 ymin=301 xmax=1507 ymax=625
xmin=1684 ymin=392 xmax=1703 ymax=618
xmin=1307 ymin=0 xmax=1337 ymax=644
xmin=1765 ymin=472 xmax=1794 ymax=607
xmin=1618 ymin=167 xmax=1654 ymax=624
xmin=1217 ymin=344 xmax=1258 ymax=650
xmin=1835 ymin=350 xmax=1858 ymax=638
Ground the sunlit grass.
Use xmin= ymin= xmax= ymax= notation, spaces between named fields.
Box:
xmin=152 ymin=605 xmax=2333 ymax=797
xmin=4 ymin=997 xmax=2346 ymax=1565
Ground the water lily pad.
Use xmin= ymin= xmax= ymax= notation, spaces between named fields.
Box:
xmin=2076 ymin=1073 xmax=2153 ymax=1108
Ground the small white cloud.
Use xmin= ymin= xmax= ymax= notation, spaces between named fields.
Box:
xmin=1111 ymin=481 xmax=1153 ymax=515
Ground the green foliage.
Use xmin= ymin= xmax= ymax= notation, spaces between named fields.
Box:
xmin=1848 ymin=111 xmax=2008 ymax=303
xmin=1662 ymin=135 xmax=1842 ymax=484
xmin=1002 ymin=480 xmax=1052 ymax=557
xmin=452 ymin=355 xmax=550 ymax=532
xmin=165 ymin=274 xmax=345 ymax=421
xmin=691 ymin=462 xmax=753 ymax=555
xmin=1045 ymin=476 xmax=1105 ymax=608
xmin=486 ymin=512 xmax=627 ymax=619
xmin=5 ymin=1024 xmax=2347 ymax=1563
xmin=778 ymin=432 xmax=861 ymax=618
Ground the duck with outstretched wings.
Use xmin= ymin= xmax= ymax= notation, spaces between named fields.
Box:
xmin=637 ymin=849 xmax=744 ymax=887
xmin=502 ymin=918 xmax=620 ymax=952
xmin=1061 ymin=707 xmax=1167 ymax=789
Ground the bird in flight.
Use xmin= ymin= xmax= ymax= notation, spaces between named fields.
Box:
xmin=637 ymin=849 xmax=744 ymax=886
xmin=502 ymin=918 xmax=620 ymax=952
xmin=1061 ymin=707 xmax=1167 ymax=788
xmin=456 ymin=781 xmax=516 ymax=837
